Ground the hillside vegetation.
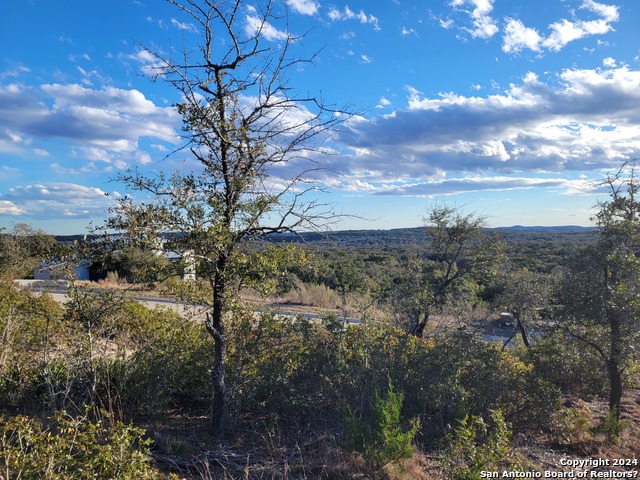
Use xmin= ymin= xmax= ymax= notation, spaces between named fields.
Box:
xmin=1 ymin=216 xmax=638 ymax=478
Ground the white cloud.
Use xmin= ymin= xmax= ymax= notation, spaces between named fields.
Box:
xmin=3 ymin=182 xmax=114 ymax=219
xmin=542 ymin=19 xmax=591 ymax=51
xmin=0 ymin=200 xmax=26 ymax=216
xmin=502 ymin=18 xmax=542 ymax=53
xmin=170 ymin=18 xmax=198 ymax=32
xmin=127 ymin=48 xmax=166 ymax=76
xmin=335 ymin=66 xmax=640 ymax=194
xmin=502 ymin=0 xmax=619 ymax=54
xmin=0 ymin=65 xmax=30 ymax=80
xmin=51 ymin=162 xmax=95 ymax=175
xmin=136 ymin=151 xmax=153 ymax=165
xmin=285 ymin=0 xmax=319 ymax=16
xmin=376 ymin=97 xmax=391 ymax=109
xmin=245 ymin=13 xmax=289 ymax=41
xmin=450 ymin=0 xmax=498 ymax=39
xmin=360 ymin=54 xmax=372 ymax=64
xmin=327 ymin=6 xmax=380 ymax=30
xmin=81 ymin=147 xmax=112 ymax=163
xmin=439 ymin=18 xmax=454 ymax=29
xmin=0 ymin=82 xmax=178 ymax=156
xmin=581 ymin=0 xmax=619 ymax=22
xmin=370 ymin=176 xmax=595 ymax=197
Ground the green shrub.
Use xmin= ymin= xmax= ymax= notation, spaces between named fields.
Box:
xmin=593 ymin=408 xmax=630 ymax=445
xmin=443 ymin=409 xmax=512 ymax=480
xmin=0 ymin=409 xmax=168 ymax=479
xmin=547 ymin=404 xmax=595 ymax=445
xmin=343 ymin=386 xmax=420 ymax=467
xmin=525 ymin=332 xmax=608 ymax=398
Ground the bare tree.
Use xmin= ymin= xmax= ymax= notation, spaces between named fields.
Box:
xmin=106 ymin=0 xmax=351 ymax=441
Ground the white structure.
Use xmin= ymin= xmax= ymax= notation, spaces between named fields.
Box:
xmin=34 ymin=260 xmax=90 ymax=281
xmin=152 ymin=238 xmax=196 ymax=281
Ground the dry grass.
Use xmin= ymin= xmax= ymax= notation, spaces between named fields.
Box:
xmin=146 ymin=390 xmax=640 ymax=479
xmin=515 ymin=389 xmax=640 ymax=474
xmin=281 ymin=281 xmax=342 ymax=309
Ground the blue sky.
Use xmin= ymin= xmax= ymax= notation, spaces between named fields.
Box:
xmin=1 ymin=0 xmax=640 ymax=234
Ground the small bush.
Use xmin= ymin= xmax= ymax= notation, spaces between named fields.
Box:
xmin=547 ymin=403 xmax=594 ymax=446
xmin=344 ymin=386 xmax=420 ymax=467
xmin=593 ymin=408 xmax=630 ymax=445
xmin=0 ymin=409 xmax=167 ymax=479
xmin=443 ymin=410 xmax=512 ymax=480
xmin=106 ymin=270 xmax=122 ymax=285
xmin=287 ymin=278 xmax=341 ymax=308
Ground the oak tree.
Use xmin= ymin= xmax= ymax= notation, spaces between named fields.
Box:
xmin=392 ymin=205 xmax=504 ymax=337
xmin=107 ymin=0 xmax=350 ymax=440
xmin=561 ymin=162 xmax=640 ymax=419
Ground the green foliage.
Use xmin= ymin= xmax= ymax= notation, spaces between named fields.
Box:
xmin=547 ymin=404 xmax=595 ymax=446
xmin=226 ymin=309 xmax=342 ymax=428
xmin=593 ymin=407 xmax=630 ymax=445
xmin=525 ymin=332 xmax=608 ymax=398
xmin=443 ymin=410 xmax=512 ymax=480
xmin=94 ymin=246 xmax=172 ymax=284
xmin=388 ymin=204 xmax=505 ymax=336
xmin=0 ymin=281 xmax=209 ymax=418
xmin=411 ymin=334 xmax=561 ymax=438
xmin=0 ymin=223 xmax=59 ymax=280
xmin=0 ymin=281 xmax=68 ymax=411
xmin=343 ymin=386 xmax=420 ymax=467
xmin=559 ymin=162 xmax=640 ymax=418
xmin=0 ymin=409 xmax=167 ymax=479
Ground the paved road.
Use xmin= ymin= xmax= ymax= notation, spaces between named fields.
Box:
xmin=16 ymin=280 xmax=358 ymax=323
xmin=17 ymin=281 xmax=510 ymax=337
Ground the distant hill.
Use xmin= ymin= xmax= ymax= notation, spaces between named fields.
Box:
xmin=55 ymin=225 xmax=597 ymax=249
xmin=501 ymin=225 xmax=596 ymax=232
xmin=263 ymin=225 xmax=597 ymax=249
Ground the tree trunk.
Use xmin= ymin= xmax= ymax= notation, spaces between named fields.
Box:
xmin=516 ymin=315 xmax=530 ymax=348
xmin=607 ymin=359 xmax=623 ymax=420
xmin=206 ymin=262 xmax=229 ymax=443
xmin=608 ymin=313 xmax=623 ymax=420
xmin=413 ymin=315 xmax=428 ymax=338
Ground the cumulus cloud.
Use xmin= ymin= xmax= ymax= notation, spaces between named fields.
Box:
xmin=502 ymin=18 xmax=542 ymax=53
xmin=0 ymin=82 xmax=179 ymax=156
xmin=0 ymin=200 xmax=26 ymax=216
xmin=285 ymin=0 xmax=319 ymax=16
xmin=327 ymin=6 xmax=380 ymax=30
xmin=2 ymin=182 xmax=114 ymax=219
xmin=336 ymin=66 xmax=640 ymax=195
xmin=449 ymin=0 xmax=499 ymax=39
xmin=582 ymin=0 xmax=619 ymax=22
xmin=376 ymin=97 xmax=391 ymax=109
xmin=503 ymin=0 xmax=619 ymax=53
